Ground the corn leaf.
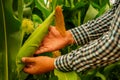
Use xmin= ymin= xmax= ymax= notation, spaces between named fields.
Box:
xmin=96 ymin=3 xmax=110 ymax=17
xmin=83 ymin=4 xmax=98 ymax=23
xmin=35 ymin=0 xmax=51 ymax=19
xmin=0 ymin=0 xmax=23 ymax=80
xmin=54 ymin=69 xmax=80 ymax=80
xmin=95 ymin=71 xmax=106 ymax=80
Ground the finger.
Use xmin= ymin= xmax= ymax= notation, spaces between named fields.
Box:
xmin=35 ymin=47 xmax=52 ymax=54
xmin=25 ymin=64 xmax=33 ymax=68
xmin=50 ymin=26 xmax=61 ymax=37
xmin=23 ymin=67 xmax=35 ymax=74
xmin=35 ymin=47 xmax=48 ymax=54
xmin=22 ymin=57 xmax=35 ymax=63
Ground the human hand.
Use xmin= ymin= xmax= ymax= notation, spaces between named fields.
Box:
xmin=35 ymin=26 xmax=75 ymax=54
xmin=22 ymin=56 xmax=55 ymax=74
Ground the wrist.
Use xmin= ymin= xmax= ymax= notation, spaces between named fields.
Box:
xmin=49 ymin=58 xmax=56 ymax=71
xmin=65 ymin=30 xmax=75 ymax=45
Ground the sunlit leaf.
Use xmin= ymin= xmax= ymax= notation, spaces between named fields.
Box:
xmin=95 ymin=71 xmax=106 ymax=80
xmin=83 ymin=4 xmax=98 ymax=23
xmin=54 ymin=69 xmax=80 ymax=80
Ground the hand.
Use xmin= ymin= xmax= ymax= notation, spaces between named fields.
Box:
xmin=35 ymin=26 xmax=75 ymax=54
xmin=22 ymin=56 xmax=55 ymax=74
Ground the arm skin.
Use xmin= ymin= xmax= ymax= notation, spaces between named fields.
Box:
xmin=22 ymin=56 xmax=55 ymax=74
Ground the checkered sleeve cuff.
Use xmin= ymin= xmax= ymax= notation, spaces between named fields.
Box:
xmin=70 ymin=26 xmax=90 ymax=45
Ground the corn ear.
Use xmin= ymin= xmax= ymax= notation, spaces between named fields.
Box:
xmin=55 ymin=6 xmax=66 ymax=37
xmin=16 ymin=10 xmax=55 ymax=75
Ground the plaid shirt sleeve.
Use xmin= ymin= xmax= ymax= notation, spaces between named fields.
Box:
xmin=54 ymin=1 xmax=120 ymax=72
xmin=69 ymin=2 xmax=118 ymax=45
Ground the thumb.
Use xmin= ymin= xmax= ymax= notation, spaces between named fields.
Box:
xmin=22 ymin=57 xmax=35 ymax=63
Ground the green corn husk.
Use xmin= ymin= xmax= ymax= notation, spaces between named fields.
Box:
xmin=16 ymin=10 xmax=55 ymax=75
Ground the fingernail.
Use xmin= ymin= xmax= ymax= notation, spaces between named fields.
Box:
xmin=22 ymin=57 xmax=26 ymax=62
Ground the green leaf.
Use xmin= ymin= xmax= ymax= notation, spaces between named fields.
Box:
xmin=51 ymin=0 xmax=57 ymax=10
xmin=0 ymin=0 xmax=23 ymax=80
xmin=35 ymin=0 xmax=51 ymax=19
xmin=0 ymin=1 xmax=8 ymax=80
xmin=103 ymin=62 xmax=120 ymax=78
xmin=32 ymin=14 xmax=43 ymax=23
xmin=95 ymin=71 xmax=106 ymax=80
xmin=96 ymin=4 xmax=110 ymax=17
xmin=65 ymin=0 xmax=70 ymax=7
xmin=91 ymin=2 xmax=101 ymax=10
xmin=54 ymin=69 xmax=80 ymax=80
xmin=83 ymin=4 xmax=98 ymax=23
xmin=78 ymin=69 xmax=97 ymax=80
xmin=99 ymin=0 xmax=109 ymax=7
xmin=24 ymin=0 xmax=34 ymax=7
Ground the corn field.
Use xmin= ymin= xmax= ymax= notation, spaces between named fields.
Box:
xmin=1 ymin=0 xmax=120 ymax=80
